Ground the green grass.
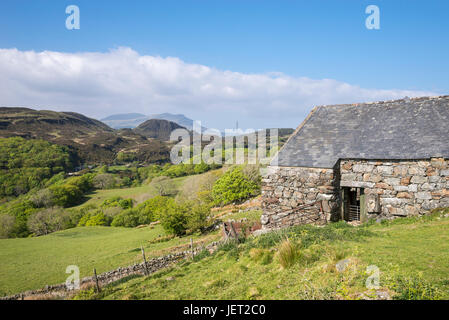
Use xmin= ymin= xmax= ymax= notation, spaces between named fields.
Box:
xmin=79 ymin=209 xmax=449 ymax=300
xmin=74 ymin=176 xmax=188 ymax=208
xmin=0 ymin=224 xmax=219 ymax=296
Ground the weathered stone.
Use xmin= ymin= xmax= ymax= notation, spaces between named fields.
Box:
xmin=377 ymin=166 xmax=393 ymax=175
xmin=375 ymin=182 xmax=393 ymax=190
xmin=415 ymin=192 xmax=432 ymax=200
xmin=411 ymin=176 xmax=428 ymax=184
xmin=340 ymin=181 xmax=375 ymax=188
xmin=397 ymin=192 xmax=412 ymax=199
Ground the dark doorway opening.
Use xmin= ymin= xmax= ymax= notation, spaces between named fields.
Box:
xmin=342 ymin=187 xmax=365 ymax=222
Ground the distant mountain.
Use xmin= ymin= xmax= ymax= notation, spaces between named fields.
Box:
xmin=101 ymin=113 xmax=150 ymax=129
xmin=100 ymin=112 xmax=204 ymax=131
xmin=0 ymin=107 xmax=171 ymax=164
xmin=149 ymin=113 xmax=202 ymax=131
xmin=134 ymin=119 xmax=186 ymax=141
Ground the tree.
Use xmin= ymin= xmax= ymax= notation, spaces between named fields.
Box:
xmin=151 ymin=176 xmax=176 ymax=196
xmin=27 ymin=208 xmax=70 ymax=236
xmin=30 ymin=188 xmax=54 ymax=208
xmin=50 ymin=184 xmax=83 ymax=207
xmin=159 ymin=201 xmax=189 ymax=236
xmin=93 ymin=173 xmax=116 ymax=189
xmin=211 ymin=166 xmax=260 ymax=206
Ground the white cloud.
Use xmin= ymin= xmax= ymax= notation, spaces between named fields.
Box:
xmin=0 ymin=47 xmax=438 ymax=129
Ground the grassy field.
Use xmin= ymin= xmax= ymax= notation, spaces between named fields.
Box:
xmin=0 ymin=225 xmax=220 ymax=296
xmin=75 ymin=209 xmax=449 ymax=300
xmin=74 ymin=176 xmax=188 ymax=208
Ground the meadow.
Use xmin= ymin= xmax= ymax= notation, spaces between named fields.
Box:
xmin=74 ymin=208 xmax=449 ymax=300
xmin=0 ymin=224 xmax=220 ymax=296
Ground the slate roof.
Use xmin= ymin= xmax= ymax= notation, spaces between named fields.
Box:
xmin=273 ymin=95 xmax=449 ymax=168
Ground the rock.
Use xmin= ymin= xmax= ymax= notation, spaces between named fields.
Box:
xmin=335 ymin=259 xmax=351 ymax=273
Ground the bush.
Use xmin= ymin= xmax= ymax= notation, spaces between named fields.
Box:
xmin=185 ymin=202 xmax=212 ymax=233
xmin=30 ymin=188 xmax=54 ymax=208
xmin=211 ymin=166 xmax=259 ymax=206
xmin=50 ymin=184 xmax=83 ymax=207
xmin=276 ymin=238 xmax=300 ymax=269
xmin=93 ymin=173 xmax=116 ymax=189
xmin=0 ymin=214 xmax=15 ymax=239
xmin=77 ymin=211 xmax=110 ymax=227
xmin=111 ymin=209 xmax=149 ymax=227
xmin=101 ymin=196 xmax=133 ymax=210
xmin=159 ymin=201 xmax=189 ymax=236
xmin=136 ymin=196 xmax=172 ymax=222
xmin=27 ymin=207 xmax=70 ymax=236
xmin=389 ymin=275 xmax=443 ymax=300
xmin=151 ymin=176 xmax=176 ymax=196
xmin=66 ymin=174 xmax=94 ymax=193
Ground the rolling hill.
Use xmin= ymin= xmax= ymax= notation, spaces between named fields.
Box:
xmin=0 ymin=107 xmax=171 ymax=164
xmin=134 ymin=119 xmax=186 ymax=141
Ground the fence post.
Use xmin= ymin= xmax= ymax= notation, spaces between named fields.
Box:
xmin=141 ymin=246 xmax=149 ymax=276
xmin=190 ymin=238 xmax=194 ymax=259
xmin=93 ymin=268 xmax=101 ymax=293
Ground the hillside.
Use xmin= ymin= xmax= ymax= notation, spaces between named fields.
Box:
xmin=134 ymin=119 xmax=186 ymax=141
xmin=0 ymin=107 xmax=171 ymax=164
xmin=75 ymin=208 xmax=449 ymax=300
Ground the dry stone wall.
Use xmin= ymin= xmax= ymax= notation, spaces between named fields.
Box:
xmin=261 ymin=166 xmax=340 ymax=229
xmin=1 ymin=241 xmax=221 ymax=300
xmin=340 ymin=158 xmax=449 ymax=218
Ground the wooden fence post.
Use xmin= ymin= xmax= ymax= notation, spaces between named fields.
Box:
xmin=190 ymin=238 xmax=194 ymax=259
xmin=141 ymin=246 xmax=149 ymax=276
xmin=93 ymin=268 xmax=101 ymax=293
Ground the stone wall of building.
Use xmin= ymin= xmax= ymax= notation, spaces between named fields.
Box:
xmin=340 ymin=158 xmax=449 ymax=218
xmin=261 ymin=166 xmax=340 ymax=229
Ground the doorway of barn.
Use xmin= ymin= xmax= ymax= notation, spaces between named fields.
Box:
xmin=341 ymin=187 xmax=366 ymax=222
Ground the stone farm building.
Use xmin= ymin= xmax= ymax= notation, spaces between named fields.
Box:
xmin=261 ymin=96 xmax=449 ymax=229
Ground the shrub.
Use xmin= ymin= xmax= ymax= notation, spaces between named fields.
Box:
xmin=93 ymin=173 xmax=116 ymax=189
xmin=50 ymin=184 xmax=83 ymax=207
xmin=111 ymin=209 xmax=149 ymax=227
xmin=136 ymin=196 xmax=172 ymax=222
xmin=66 ymin=173 xmax=94 ymax=193
xmin=30 ymin=188 xmax=54 ymax=208
xmin=389 ymin=275 xmax=443 ymax=300
xmin=27 ymin=207 xmax=70 ymax=236
xmin=0 ymin=214 xmax=15 ymax=239
xmin=211 ymin=166 xmax=259 ymax=206
xmin=276 ymin=238 xmax=300 ymax=269
xmin=101 ymin=196 xmax=133 ymax=209
xmin=159 ymin=201 xmax=189 ymax=236
xmin=77 ymin=211 xmax=109 ymax=227
xmin=151 ymin=176 xmax=176 ymax=196
xmin=185 ymin=202 xmax=212 ymax=233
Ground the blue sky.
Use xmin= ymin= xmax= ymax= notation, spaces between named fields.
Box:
xmin=0 ymin=0 xmax=448 ymax=129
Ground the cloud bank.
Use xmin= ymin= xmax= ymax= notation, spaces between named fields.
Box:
xmin=0 ymin=47 xmax=438 ymax=129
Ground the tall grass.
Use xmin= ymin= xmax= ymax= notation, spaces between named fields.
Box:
xmin=276 ymin=238 xmax=300 ymax=269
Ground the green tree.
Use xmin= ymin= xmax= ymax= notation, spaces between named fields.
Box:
xmin=211 ymin=166 xmax=259 ymax=206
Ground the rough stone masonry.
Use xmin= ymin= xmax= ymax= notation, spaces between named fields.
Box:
xmin=262 ymin=96 xmax=449 ymax=230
